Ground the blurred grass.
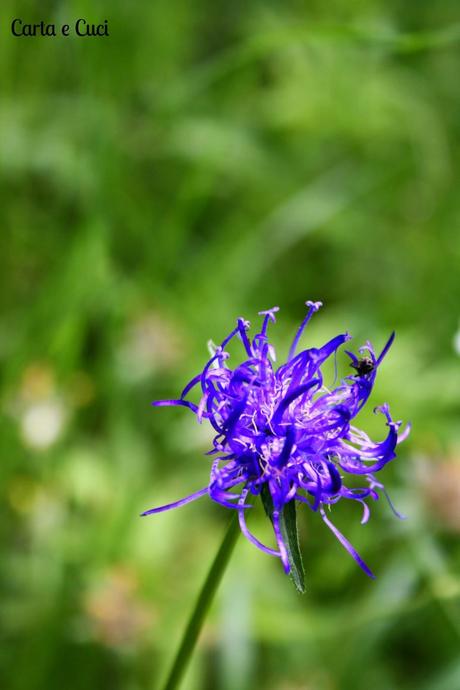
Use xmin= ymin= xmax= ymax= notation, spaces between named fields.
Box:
xmin=1 ymin=1 xmax=460 ymax=689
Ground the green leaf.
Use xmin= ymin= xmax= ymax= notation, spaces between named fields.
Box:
xmin=261 ymin=485 xmax=306 ymax=593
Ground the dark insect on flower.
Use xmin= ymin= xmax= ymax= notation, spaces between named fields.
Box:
xmin=142 ymin=302 xmax=409 ymax=580
xmin=350 ymin=355 xmax=375 ymax=377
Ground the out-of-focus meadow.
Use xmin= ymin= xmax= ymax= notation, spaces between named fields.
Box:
xmin=1 ymin=1 xmax=460 ymax=689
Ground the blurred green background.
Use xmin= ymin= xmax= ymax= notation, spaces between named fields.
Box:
xmin=1 ymin=1 xmax=460 ymax=689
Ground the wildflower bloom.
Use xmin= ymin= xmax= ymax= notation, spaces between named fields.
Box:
xmin=143 ymin=302 xmax=409 ymax=579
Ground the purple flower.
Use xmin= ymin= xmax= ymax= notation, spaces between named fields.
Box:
xmin=143 ymin=302 xmax=409 ymax=580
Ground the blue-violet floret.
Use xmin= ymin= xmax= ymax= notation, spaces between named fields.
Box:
xmin=143 ymin=302 xmax=409 ymax=578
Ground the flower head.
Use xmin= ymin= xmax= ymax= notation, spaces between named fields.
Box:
xmin=143 ymin=302 xmax=409 ymax=579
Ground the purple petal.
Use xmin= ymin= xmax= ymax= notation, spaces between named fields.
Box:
xmin=238 ymin=490 xmax=280 ymax=557
xmin=180 ymin=374 xmax=201 ymax=399
xmin=320 ymin=509 xmax=375 ymax=578
xmin=152 ymin=399 xmax=199 ymax=413
xmin=375 ymin=331 xmax=395 ymax=366
xmin=141 ymin=487 xmax=208 ymax=516
xmin=272 ymin=379 xmax=320 ymax=427
xmin=272 ymin=509 xmax=290 ymax=573
xmin=288 ymin=301 xmax=322 ymax=361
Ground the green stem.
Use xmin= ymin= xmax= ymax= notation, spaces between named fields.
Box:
xmin=161 ymin=512 xmax=240 ymax=690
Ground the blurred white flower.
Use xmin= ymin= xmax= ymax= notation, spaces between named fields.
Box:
xmin=453 ymin=322 xmax=460 ymax=355
xmin=6 ymin=362 xmax=69 ymax=451
xmin=20 ymin=399 xmax=66 ymax=450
